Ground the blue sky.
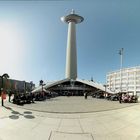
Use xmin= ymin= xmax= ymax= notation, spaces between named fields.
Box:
xmin=0 ymin=0 xmax=140 ymax=85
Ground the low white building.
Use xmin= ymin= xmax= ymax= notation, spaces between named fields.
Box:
xmin=106 ymin=66 xmax=140 ymax=96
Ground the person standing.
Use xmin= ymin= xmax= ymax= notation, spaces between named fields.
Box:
xmin=84 ymin=92 xmax=87 ymax=99
xmin=84 ymin=93 xmax=86 ymax=99
xmin=118 ymin=93 xmax=122 ymax=103
xmin=8 ymin=91 xmax=12 ymax=102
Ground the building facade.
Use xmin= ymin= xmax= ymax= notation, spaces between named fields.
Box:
xmin=106 ymin=66 xmax=140 ymax=95
xmin=0 ymin=79 xmax=35 ymax=94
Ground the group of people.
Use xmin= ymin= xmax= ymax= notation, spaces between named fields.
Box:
xmin=118 ymin=93 xmax=138 ymax=103
xmin=13 ymin=92 xmax=35 ymax=105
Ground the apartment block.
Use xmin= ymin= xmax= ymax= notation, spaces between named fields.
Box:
xmin=106 ymin=66 xmax=140 ymax=96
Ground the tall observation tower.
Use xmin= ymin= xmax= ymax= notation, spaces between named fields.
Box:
xmin=33 ymin=10 xmax=112 ymax=96
xmin=61 ymin=10 xmax=84 ymax=80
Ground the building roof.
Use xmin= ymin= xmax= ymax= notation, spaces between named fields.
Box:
xmin=32 ymin=78 xmax=115 ymax=94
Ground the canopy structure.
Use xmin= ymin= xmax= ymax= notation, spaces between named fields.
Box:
xmin=32 ymin=78 xmax=115 ymax=95
xmin=32 ymin=86 xmax=50 ymax=94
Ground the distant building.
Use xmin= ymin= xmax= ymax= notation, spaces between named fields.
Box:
xmin=106 ymin=66 xmax=140 ymax=96
xmin=0 ymin=78 xmax=35 ymax=93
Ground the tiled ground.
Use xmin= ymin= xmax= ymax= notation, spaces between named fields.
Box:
xmin=0 ymin=96 xmax=140 ymax=140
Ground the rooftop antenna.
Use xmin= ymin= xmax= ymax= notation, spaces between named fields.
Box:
xmin=71 ymin=9 xmax=75 ymax=14
xmin=91 ymin=77 xmax=93 ymax=82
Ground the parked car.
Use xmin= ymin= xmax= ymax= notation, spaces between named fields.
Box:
xmin=110 ymin=95 xmax=119 ymax=101
xmin=96 ymin=94 xmax=104 ymax=99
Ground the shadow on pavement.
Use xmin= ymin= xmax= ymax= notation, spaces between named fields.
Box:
xmin=4 ymin=106 xmax=12 ymax=110
xmin=4 ymin=105 xmax=35 ymax=120
xmin=24 ymin=115 xmax=35 ymax=119
xmin=9 ymin=115 xmax=19 ymax=120
xmin=11 ymin=111 xmax=20 ymax=115
xmin=23 ymin=111 xmax=32 ymax=114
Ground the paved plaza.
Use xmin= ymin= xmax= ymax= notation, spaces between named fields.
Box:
xmin=5 ymin=96 xmax=139 ymax=113
xmin=0 ymin=96 xmax=140 ymax=140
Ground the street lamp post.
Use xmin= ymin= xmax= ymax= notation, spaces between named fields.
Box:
xmin=30 ymin=81 xmax=33 ymax=92
xmin=1 ymin=78 xmax=4 ymax=106
xmin=104 ymin=84 xmax=108 ymax=97
xmin=104 ymin=84 xmax=107 ymax=93
xmin=119 ymin=48 xmax=124 ymax=93
xmin=24 ymin=81 xmax=26 ymax=94
xmin=39 ymin=80 xmax=44 ymax=94
xmin=0 ymin=73 xmax=9 ymax=106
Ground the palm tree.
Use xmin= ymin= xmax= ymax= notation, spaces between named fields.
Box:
xmin=0 ymin=73 xmax=9 ymax=106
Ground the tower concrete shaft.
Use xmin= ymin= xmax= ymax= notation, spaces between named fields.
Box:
xmin=66 ymin=21 xmax=77 ymax=79
xmin=61 ymin=10 xmax=84 ymax=80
